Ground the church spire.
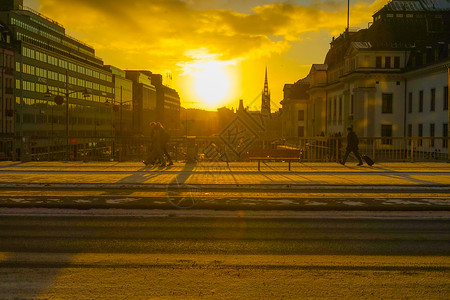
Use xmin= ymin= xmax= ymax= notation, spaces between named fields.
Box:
xmin=261 ymin=66 xmax=271 ymax=115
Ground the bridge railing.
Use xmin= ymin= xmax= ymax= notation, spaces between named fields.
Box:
xmin=0 ymin=135 xmax=448 ymax=162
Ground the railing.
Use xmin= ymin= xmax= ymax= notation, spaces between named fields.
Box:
xmin=0 ymin=136 xmax=448 ymax=163
xmin=284 ymin=137 xmax=449 ymax=163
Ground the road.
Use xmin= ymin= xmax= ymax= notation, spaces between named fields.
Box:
xmin=0 ymin=209 xmax=449 ymax=299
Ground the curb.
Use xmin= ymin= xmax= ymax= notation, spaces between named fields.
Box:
xmin=1 ymin=182 xmax=450 ymax=192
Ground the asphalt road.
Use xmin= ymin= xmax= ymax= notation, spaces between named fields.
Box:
xmin=0 ymin=210 xmax=449 ymax=299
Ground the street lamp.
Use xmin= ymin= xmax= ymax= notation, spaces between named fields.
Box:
xmin=104 ymin=92 xmax=133 ymax=137
xmin=45 ymin=84 xmax=90 ymax=161
xmin=105 ymin=87 xmax=134 ymax=161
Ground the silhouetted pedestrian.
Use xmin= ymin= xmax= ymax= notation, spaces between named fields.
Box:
xmin=156 ymin=122 xmax=173 ymax=166
xmin=143 ymin=122 xmax=164 ymax=166
xmin=340 ymin=127 xmax=363 ymax=166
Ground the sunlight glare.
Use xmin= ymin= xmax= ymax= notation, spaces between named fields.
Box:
xmin=193 ymin=61 xmax=230 ymax=106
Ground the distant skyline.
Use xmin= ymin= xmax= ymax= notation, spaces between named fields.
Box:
xmin=24 ymin=0 xmax=386 ymax=110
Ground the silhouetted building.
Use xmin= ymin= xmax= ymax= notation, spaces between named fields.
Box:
xmin=150 ymin=74 xmax=180 ymax=132
xmin=181 ymin=108 xmax=219 ymax=137
xmin=125 ymin=70 xmax=156 ymax=136
xmin=217 ymin=106 xmax=235 ymax=130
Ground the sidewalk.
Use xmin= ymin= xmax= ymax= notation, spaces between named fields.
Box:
xmin=0 ymin=161 xmax=448 ymax=211
xmin=0 ymin=161 xmax=449 ymax=189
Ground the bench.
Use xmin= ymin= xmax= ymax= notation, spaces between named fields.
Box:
xmin=247 ymin=149 xmax=302 ymax=171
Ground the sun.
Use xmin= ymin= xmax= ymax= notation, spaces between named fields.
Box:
xmin=193 ymin=61 xmax=230 ymax=107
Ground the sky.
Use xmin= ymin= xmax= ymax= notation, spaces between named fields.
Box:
xmin=24 ymin=0 xmax=386 ymax=111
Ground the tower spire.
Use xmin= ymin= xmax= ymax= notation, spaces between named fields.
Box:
xmin=261 ymin=66 xmax=271 ymax=115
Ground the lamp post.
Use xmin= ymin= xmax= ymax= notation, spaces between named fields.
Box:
xmin=45 ymin=78 xmax=90 ymax=161
xmin=105 ymin=87 xmax=134 ymax=161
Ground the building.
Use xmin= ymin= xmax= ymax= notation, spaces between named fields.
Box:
xmin=150 ymin=73 xmax=180 ymax=132
xmin=306 ymin=64 xmax=328 ymax=137
xmin=284 ymin=0 xmax=449 ymax=149
xmin=103 ymin=65 xmax=133 ymax=137
xmin=0 ymin=0 xmax=115 ymax=160
xmin=0 ymin=22 xmax=15 ymax=159
xmin=281 ymin=77 xmax=311 ymax=139
xmin=125 ymin=70 xmax=156 ymax=136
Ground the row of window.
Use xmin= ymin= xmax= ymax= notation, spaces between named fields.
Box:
xmin=407 ymin=123 xmax=448 ymax=138
xmin=375 ymin=13 xmax=430 ymax=21
xmin=326 ymin=89 xmax=448 ymax=117
xmin=17 ymin=32 xmax=101 ymax=67
xmin=12 ymin=17 xmax=94 ymax=57
xmin=18 ymin=97 xmax=112 ymax=115
xmin=407 ymin=86 xmax=448 ymax=113
xmin=377 ymin=87 xmax=448 ymax=114
xmin=380 ymin=123 xmax=448 ymax=147
xmin=21 ymin=45 xmax=112 ymax=82
xmin=22 ymin=113 xmax=111 ymax=126
xmin=376 ymin=56 xmax=401 ymax=69
xmin=19 ymin=80 xmax=47 ymax=93
xmin=328 ymin=96 xmax=343 ymax=119
xmin=22 ymin=129 xmax=111 ymax=139
xmin=18 ymin=62 xmax=113 ymax=94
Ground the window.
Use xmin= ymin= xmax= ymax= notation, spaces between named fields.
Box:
xmin=408 ymin=124 xmax=412 ymax=137
xmin=394 ymin=56 xmax=400 ymax=68
xmin=385 ymin=56 xmax=391 ymax=68
xmin=328 ymin=98 xmax=332 ymax=121
xmin=408 ymin=92 xmax=412 ymax=113
xmin=418 ymin=123 xmax=423 ymax=146
xmin=430 ymin=88 xmax=435 ymax=111
xmin=333 ymin=97 xmax=337 ymax=120
xmin=376 ymin=56 xmax=382 ymax=68
xmin=381 ymin=124 xmax=392 ymax=145
xmin=419 ymin=90 xmax=423 ymax=112
xmin=430 ymin=123 xmax=435 ymax=147
xmin=444 ymin=123 xmax=448 ymax=148
xmin=350 ymin=95 xmax=354 ymax=115
xmin=298 ymin=126 xmax=304 ymax=137
xmin=444 ymin=86 xmax=448 ymax=110
xmin=382 ymin=93 xmax=393 ymax=113
xmin=297 ymin=110 xmax=304 ymax=121
xmin=338 ymin=96 xmax=342 ymax=120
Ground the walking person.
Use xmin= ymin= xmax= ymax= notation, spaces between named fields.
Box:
xmin=143 ymin=122 xmax=165 ymax=166
xmin=340 ymin=127 xmax=363 ymax=166
xmin=155 ymin=122 xmax=173 ymax=166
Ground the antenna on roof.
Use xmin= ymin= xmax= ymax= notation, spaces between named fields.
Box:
xmin=347 ymin=0 xmax=350 ymax=32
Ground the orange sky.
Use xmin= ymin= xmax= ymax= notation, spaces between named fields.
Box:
xmin=24 ymin=0 xmax=386 ymax=111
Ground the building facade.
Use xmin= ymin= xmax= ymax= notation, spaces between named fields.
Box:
xmin=104 ymin=65 xmax=133 ymax=137
xmin=150 ymin=73 xmax=180 ymax=132
xmin=0 ymin=0 xmax=115 ymax=160
xmin=0 ymin=23 xmax=15 ymax=159
xmin=125 ymin=70 xmax=157 ymax=136
xmin=280 ymin=77 xmax=310 ymax=139
xmin=283 ymin=0 xmax=449 ymax=150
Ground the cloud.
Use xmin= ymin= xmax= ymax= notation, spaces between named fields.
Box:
xmin=38 ymin=0 xmax=382 ymax=73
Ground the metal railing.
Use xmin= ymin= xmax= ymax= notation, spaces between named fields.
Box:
xmin=0 ymin=136 xmax=448 ymax=163
xmin=284 ymin=137 xmax=449 ymax=163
